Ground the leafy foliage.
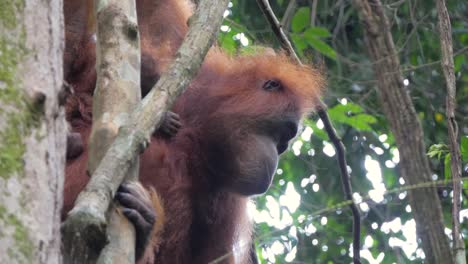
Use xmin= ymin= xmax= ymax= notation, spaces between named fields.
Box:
xmin=219 ymin=0 xmax=468 ymax=263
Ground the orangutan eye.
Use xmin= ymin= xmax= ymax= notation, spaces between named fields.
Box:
xmin=262 ymin=79 xmax=282 ymax=91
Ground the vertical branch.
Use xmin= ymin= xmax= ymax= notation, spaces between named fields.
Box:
xmin=255 ymin=1 xmax=361 ymax=263
xmin=62 ymin=0 xmax=141 ymax=263
xmin=317 ymin=109 xmax=361 ymax=264
xmin=436 ymin=1 xmax=465 ymax=263
xmin=280 ymin=0 xmax=297 ymax=33
xmin=309 ymin=0 xmax=318 ymax=27
xmin=255 ymin=0 xmax=300 ymax=61
xmin=91 ymin=0 xmax=141 ymax=263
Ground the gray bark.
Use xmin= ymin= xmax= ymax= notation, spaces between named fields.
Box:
xmin=352 ymin=0 xmax=453 ymax=263
xmin=0 ymin=0 xmax=65 ymax=264
xmin=92 ymin=0 xmax=140 ymax=263
xmin=62 ymin=1 xmax=141 ymax=263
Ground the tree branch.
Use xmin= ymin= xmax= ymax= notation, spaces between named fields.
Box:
xmin=309 ymin=0 xmax=318 ymax=27
xmin=91 ymin=1 xmax=141 ymax=263
xmin=317 ymin=109 xmax=361 ymax=264
xmin=61 ymin=0 xmax=230 ymax=262
xmin=255 ymin=1 xmax=361 ymax=263
xmin=256 ymin=0 xmax=300 ymax=62
xmin=62 ymin=1 xmax=141 ymax=262
xmin=436 ymin=0 xmax=466 ymax=263
xmin=280 ymin=0 xmax=297 ymax=32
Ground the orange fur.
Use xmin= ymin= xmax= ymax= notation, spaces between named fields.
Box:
xmin=63 ymin=0 xmax=325 ymax=263
xmin=149 ymin=189 xmax=166 ymax=247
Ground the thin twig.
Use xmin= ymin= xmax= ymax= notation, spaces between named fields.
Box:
xmin=255 ymin=1 xmax=361 ymax=263
xmin=308 ymin=176 xmax=468 ymax=218
xmin=436 ymin=0 xmax=466 ymax=263
xmin=402 ymin=47 xmax=468 ymax=72
xmin=317 ymin=109 xmax=361 ymax=264
xmin=254 ymin=176 xmax=468 ymax=247
xmin=280 ymin=0 xmax=297 ymax=33
xmin=255 ymin=0 xmax=300 ymax=62
xmin=310 ymin=0 xmax=318 ymax=27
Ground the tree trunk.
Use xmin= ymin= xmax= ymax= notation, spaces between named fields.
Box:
xmin=351 ymin=1 xmax=453 ymax=263
xmin=0 ymin=1 xmax=65 ymax=264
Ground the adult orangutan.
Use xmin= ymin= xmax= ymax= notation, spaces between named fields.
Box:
xmin=63 ymin=0 xmax=325 ymax=263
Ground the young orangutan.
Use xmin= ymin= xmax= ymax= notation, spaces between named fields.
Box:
xmin=63 ymin=0 xmax=325 ymax=263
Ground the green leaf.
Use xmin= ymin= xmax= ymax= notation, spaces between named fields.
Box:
xmin=303 ymin=33 xmax=336 ymax=60
xmin=410 ymin=54 xmax=418 ymax=66
xmin=454 ymin=54 xmax=465 ymax=72
xmin=304 ymin=119 xmax=329 ymax=141
xmin=291 ymin=7 xmax=310 ymax=33
xmin=427 ymin=144 xmax=449 ymax=160
xmin=291 ymin=33 xmax=307 ymax=57
xmin=461 ymin=136 xmax=468 ymax=161
xmin=304 ymin=27 xmax=332 ymax=38
xmin=328 ymin=102 xmax=364 ymax=115
xmin=218 ymin=28 xmax=238 ymax=55
xmin=444 ymin=153 xmax=451 ymax=180
xmin=327 ymin=103 xmax=375 ymax=131
xmin=427 ymin=150 xmax=440 ymax=159
xmin=344 ymin=114 xmax=377 ymax=131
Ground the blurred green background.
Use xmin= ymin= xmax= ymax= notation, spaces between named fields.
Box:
xmin=218 ymin=1 xmax=468 ymax=263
